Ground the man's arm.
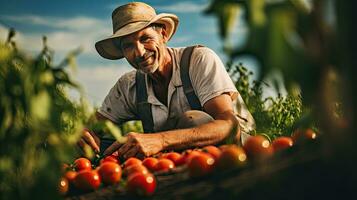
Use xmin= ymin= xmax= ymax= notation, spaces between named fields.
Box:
xmin=105 ymin=94 xmax=240 ymax=158
xmin=160 ymin=94 xmax=239 ymax=150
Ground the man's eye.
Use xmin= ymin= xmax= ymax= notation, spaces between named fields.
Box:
xmin=122 ymin=43 xmax=132 ymax=50
xmin=141 ymin=37 xmax=151 ymax=42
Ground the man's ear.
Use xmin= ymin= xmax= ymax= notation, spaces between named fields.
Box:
xmin=160 ymin=27 xmax=169 ymax=42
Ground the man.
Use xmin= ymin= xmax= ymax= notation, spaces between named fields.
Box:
xmin=80 ymin=2 xmax=255 ymax=159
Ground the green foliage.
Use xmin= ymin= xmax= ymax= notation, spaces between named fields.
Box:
xmin=0 ymin=31 xmax=86 ymax=199
xmin=227 ymin=63 xmax=303 ymax=140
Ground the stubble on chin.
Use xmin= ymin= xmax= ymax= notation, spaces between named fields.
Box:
xmin=140 ymin=64 xmax=158 ymax=74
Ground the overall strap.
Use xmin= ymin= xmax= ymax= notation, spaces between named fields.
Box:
xmin=135 ymin=71 xmax=154 ymax=133
xmin=136 ymin=45 xmax=202 ymax=132
xmin=180 ymin=45 xmax=202 ymax=110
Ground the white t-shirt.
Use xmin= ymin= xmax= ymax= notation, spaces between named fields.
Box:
xmin=98 ymin=46 xmax=255 ymax=133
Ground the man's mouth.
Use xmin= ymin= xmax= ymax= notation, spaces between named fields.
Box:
xmin=137 ymin=52 xmax=155 ymax=66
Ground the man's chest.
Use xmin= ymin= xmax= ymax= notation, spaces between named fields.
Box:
xmin=152 ymin=82 xmax=169 ymax=106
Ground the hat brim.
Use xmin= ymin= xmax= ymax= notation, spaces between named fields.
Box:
xmin=95 ymin=13 xmax=178 ymax=60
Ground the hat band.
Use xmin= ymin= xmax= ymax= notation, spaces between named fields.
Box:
xmin=113 ymin=19 xmax=151 ymax=33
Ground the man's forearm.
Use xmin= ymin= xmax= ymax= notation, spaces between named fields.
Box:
xmin=158 ymin=112 xmax=240 ymax=151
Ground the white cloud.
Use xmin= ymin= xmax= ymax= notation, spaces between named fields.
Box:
xmin=71 ymin=63 xmax=132 ymax=105
xmin=155 ymin=1 xmax=209 ymax=13
xmin=169 ymin=35 xmax=192 ymax=46
xmin=0 ymin=15 xmax=112 ymax=56
xmin=2 ymin=15 xmax=107 ymax=31
xmin=0 ymin=24 xmax=10 ymax=42
xmin=108 ymin=1 xmax=209 ymax=13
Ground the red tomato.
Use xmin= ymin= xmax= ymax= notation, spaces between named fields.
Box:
xmin=218 ymin=144 xmax=230 ymax=150
xmin=162 ymin=152 xmax=182 ymax=165
xmin=154 ymin=158 xmax=175 ymax=172
xmin=216 ymin=145 xmax=247 ymax=170
xmin=73 ymin=170 xmax=101 ymax=191
xmin=124 ymin=157 xmax=142 ymax=168
xmin=243 ymin=135 xmax=274 ymax=160
xmin=98 ymin=162 xmax=122 ymax=185
xmin=187 ymin=153 xmax=215 ymax=177
xmin=175 ymin=150 xmax=201 ymax=166
xmin=100 ymin=155 xmax=120 ymax=165
xmin=58 ymin=177 xmax=69 ymax=195
xmin=142 ymin=157 xmax=159 ymax=172
xmin=124 ymin=164 xmax=149 ymax=177
xmin=73 ymin=157 xmax=92 ymax=172
xmin=202 ymin=145 xmax=221 ymax=160
xmin=272 ymin=136 xmax=293 ymax=152
xmin=64 ymin=171 xmax=77 ymax=185
xmin=291 ymin=128 xmax=317 ymax=143
xmin=127 ymin=172 xmax=156 ymax=196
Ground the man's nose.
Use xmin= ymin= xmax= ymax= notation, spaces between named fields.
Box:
xmin=134 ymin=42 xmax=145 ymax=57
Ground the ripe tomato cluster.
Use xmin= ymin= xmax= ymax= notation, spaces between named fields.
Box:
xmin=60 ymin=128 xmax=316 ymax=197
xmin=59 ymin=156 xmax=122 ymax=195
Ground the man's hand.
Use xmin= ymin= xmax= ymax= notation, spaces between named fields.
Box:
xmin=103 ymin=132 xmax=164 ymax=159
xmin=77 ymin=129 xmax=100 ymax=154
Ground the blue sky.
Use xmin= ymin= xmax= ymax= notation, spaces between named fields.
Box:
xmin=0 ymin=0 xmax=257 ymax=105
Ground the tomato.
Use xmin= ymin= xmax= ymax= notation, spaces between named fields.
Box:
xmin=127 ymin=172 xmax=156 ymax=196
xmin=218 ymin=144 xmax=230 ymax=150
xmin=216 ymin=145 xmax=247 ymax=170
xmin=243 ymin=135 xmax=274 ymax=160
xmin=154 ymin=158 xmax=175 ymax=172
xmin=142 ymin=157 xmax=159 ymax=172
xmin=64 ymin=171 xmax=77 ymax=185
xmin=73 ymin=170 xmax=101 ymax=191
xmin=175 ymin=150 xmax=201 ymax=166
xmin=100 ymin=155 xmax=120 ymax=165
xmin=187 ymin=153 xmax=215 ymax=177
xmin=58 ymin=177 xmax=69 ymax=195
xmin=73 ymin=157 xmax=92 ymax=172
xmin=124 ymin=164 xmax=149 ymax=177
xmin=161 ymin=152 xmax=182 ymax=166
xmin=202 ymin=145 xmax=221 ymax=160
xmin=124 ymin=157 xmax=142 ymax=168
xmin=272 ymin=136 xmax=293 ymax=152
xmin=291 ymin=128 xmax=317 ymax=143
xmin=98 ymin=162 xmax=122 ymax=185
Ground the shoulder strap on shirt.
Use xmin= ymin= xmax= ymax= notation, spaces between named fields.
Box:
xmin=180 ymin=45 xmax=203 ymax=110
xmin=135 ymin=71 xmax=154 ymax=133
xmin=136 ymin=45 xmax=203 ymax=133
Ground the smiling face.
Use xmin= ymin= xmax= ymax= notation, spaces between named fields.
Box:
xmin=120 ymin=25 xmax=168 ymax=74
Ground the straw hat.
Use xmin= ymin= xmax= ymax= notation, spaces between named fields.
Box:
xmin=95 ymin=2 xmax=179 ymax=60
